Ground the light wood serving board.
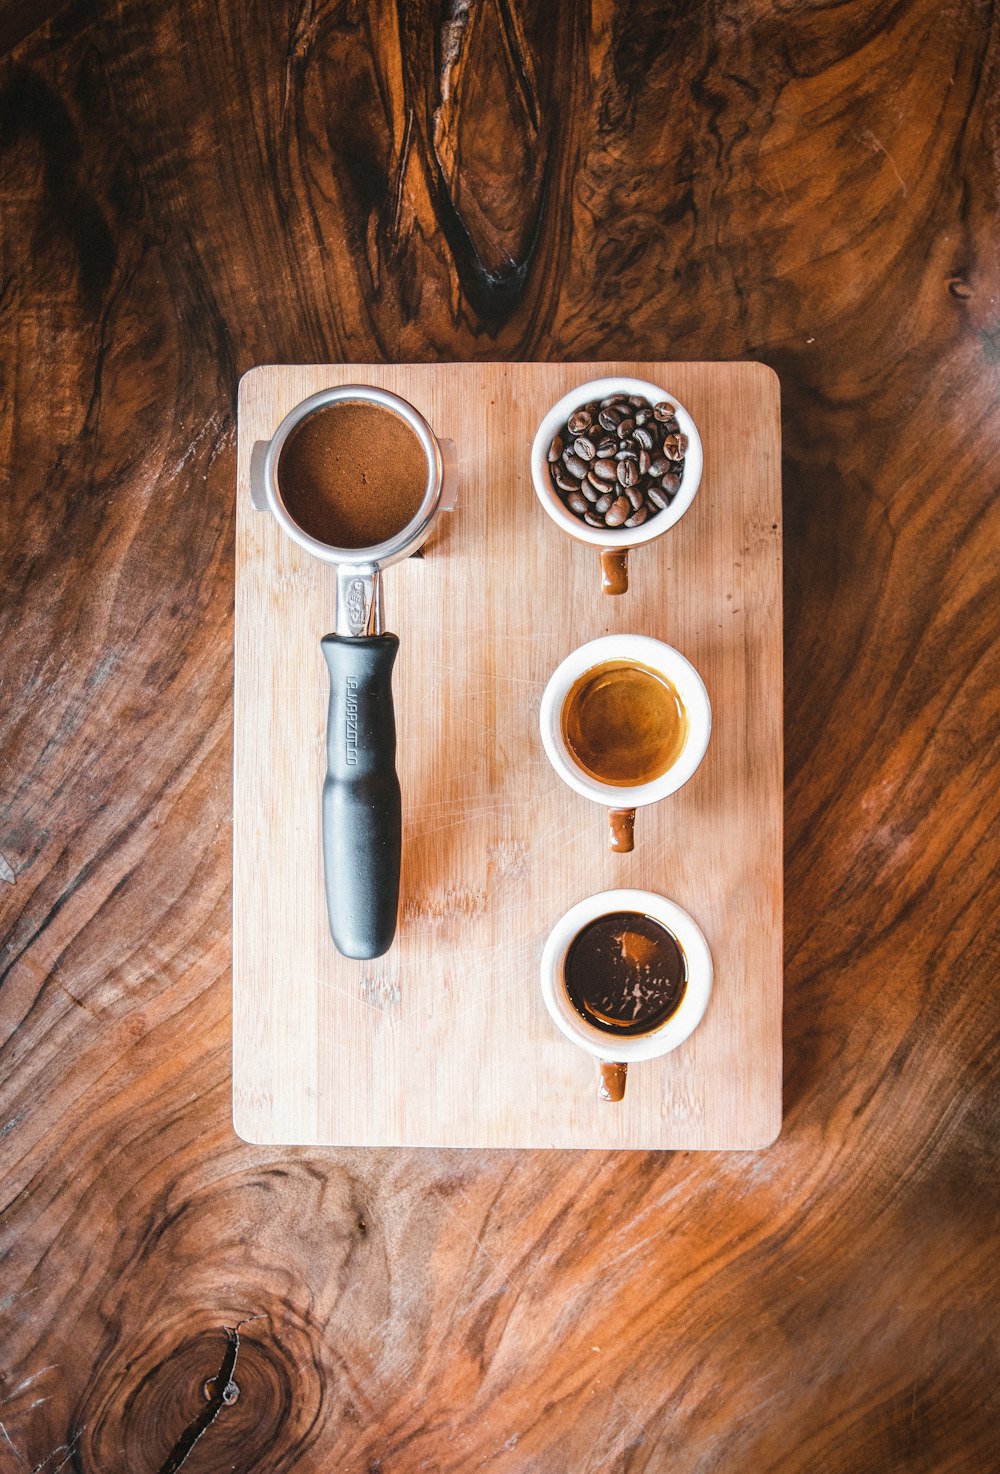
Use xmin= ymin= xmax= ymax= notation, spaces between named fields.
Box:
xmin=233 ymin=362 xmax=782 ymax=1149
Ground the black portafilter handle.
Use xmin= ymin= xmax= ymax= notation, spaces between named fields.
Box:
xmin=321 ymin=633 xmax=402 ymax=960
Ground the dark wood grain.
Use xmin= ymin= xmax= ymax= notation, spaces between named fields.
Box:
xmin=1 ymin=0 xmax=998 ymax=1470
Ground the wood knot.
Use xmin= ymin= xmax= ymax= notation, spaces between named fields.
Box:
xmin=203 ymin=1377 xmax=240 ymax=1405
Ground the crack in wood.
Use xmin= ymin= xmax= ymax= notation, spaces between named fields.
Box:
xmin=50 ymin=974 xmax=98 ymax=1017
xmin=154 ymin=1321 xmax=255 ymax=1474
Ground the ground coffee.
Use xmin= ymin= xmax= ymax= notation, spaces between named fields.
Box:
xmin=277 ymin=400 xmax=428 ymax=548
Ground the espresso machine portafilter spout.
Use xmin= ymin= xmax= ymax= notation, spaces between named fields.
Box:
xmin=251 ymin=385 xmax=457 ymax=960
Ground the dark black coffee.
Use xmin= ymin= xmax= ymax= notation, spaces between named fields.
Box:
xmin=565 ymin=912 xmax=687 ymax=1036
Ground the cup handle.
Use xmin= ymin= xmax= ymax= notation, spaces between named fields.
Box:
xmin=600 ymin=548 xmax=629 ymax=595
xmin=609 ymin=808 xmax=635 ymax=852
xmin=598 ymin=1062 xmax=628 ymax=1101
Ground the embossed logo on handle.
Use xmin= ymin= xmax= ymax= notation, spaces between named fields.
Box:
xmin=346 ymin=578 xmax=367 ymax=633
xmin=345 ymin=676 xmax=359 ymax=766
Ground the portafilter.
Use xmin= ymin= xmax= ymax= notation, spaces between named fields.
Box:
xmin=250 ymin=385 xmax=458 ymax=960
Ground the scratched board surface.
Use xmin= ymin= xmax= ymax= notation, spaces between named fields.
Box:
xmin=233 ymin=361 xmax=782 ymax=1148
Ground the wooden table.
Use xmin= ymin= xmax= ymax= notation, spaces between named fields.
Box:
xmin=1 ymin=3 xmax=997 ymax=1470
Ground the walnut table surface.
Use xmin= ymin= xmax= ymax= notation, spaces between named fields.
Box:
xmin=1 ymin=3 xmax=997 ymax=1471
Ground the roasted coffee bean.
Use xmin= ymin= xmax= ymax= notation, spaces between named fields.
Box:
xmin=547 ymin=391 xmax=688 ymax=530
xmin=605 ymin=495 xmax=630 ymax=527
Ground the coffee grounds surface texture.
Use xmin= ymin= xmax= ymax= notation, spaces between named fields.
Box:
xmin=278 ymin=400 xmax=428 ymax=549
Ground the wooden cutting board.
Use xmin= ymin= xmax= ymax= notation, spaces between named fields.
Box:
xmin=233 ymin=362 xmax=782 ymax=1149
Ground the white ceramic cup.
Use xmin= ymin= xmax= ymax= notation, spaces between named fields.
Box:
xmin=540 ymin=888 xmax=713 ymax=1101
xmin=530 ymin=375 xmax=703 ymax=595
xmin=539 ymin=634 xmax=712 ymax=853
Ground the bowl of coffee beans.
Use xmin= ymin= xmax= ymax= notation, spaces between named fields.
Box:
xmin=530 ymin=377 xmax=703 ymax=595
